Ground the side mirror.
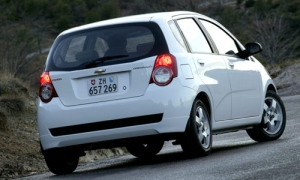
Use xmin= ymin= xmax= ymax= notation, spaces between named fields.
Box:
xmin=245 ymin=42 xmax=262 ymax=57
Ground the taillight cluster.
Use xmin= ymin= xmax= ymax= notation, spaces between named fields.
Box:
xmin=39 ymin=72 xmax=58 ymax=103
xmin=150 ymin=54 xmax=177 ymax=86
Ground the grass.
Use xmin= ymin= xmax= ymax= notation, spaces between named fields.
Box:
xmin=0 ymin=74 xmax=29 ymax=95
xmin=0 ymin=73 xmax=30 ymax=130
xmin=0 ymin=111 xmax=6 ymax=131
xmin=0 ymin=97 xmax=24 ymax=114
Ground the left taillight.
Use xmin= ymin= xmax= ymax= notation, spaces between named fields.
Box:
xmin=150 ymin=54 xmax=177 ymax=86
xmin=39 ymin=72 xmax=58 ymax=103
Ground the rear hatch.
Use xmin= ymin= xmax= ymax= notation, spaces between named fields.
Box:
xmin=45 ymin=22 xmax=168 ymax=106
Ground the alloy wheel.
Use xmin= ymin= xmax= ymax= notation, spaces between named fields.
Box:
xmin=195 ymin=106 xmax=211 ymax=149
xmin=263 ymin=97 xmax=283 ymax=135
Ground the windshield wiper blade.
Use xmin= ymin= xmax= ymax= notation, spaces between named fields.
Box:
xmin=83 ymin=55 xmax=129 ymax=68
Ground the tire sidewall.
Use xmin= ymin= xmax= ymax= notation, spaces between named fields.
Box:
xmin=44 ymin=150 xmax=79 ymax=175
xmin=188 ymin=99 xmax=212 ymax=154
xmin=261 ymin=91 xmax=286 ymax=139
xmin=126 ymin=141 xmax=164 ymax=158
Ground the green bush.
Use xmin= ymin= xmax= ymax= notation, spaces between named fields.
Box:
xmin=245 ymin=0 xmax=255 ymax=8
xmin=85 ymin=7 xmax=102 ymax=23
xmin=99 ymin=0 xmax=120 ymax=20
xmin=85 ymin=0 xmax=120 ymax=23
xmin=56 ymin=15 xmax=72 ymax=31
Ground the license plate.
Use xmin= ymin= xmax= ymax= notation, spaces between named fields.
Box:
xmin=88 ymin=76 xmax=118 ymax=96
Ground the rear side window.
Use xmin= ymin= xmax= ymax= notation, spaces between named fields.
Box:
xmin=176 ymin=18 xmax=212 ymax=53
xmin=46 ymin=23 xmax=168 ymax=71
xmin=65 ymin=36 xmax=86 ymax=62
xmin=168 ymin=20 xmax=187 ymax=51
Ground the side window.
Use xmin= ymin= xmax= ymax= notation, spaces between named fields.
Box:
xmin=126 ymin=32 xmax=155 ymax=54
xmin=176 ymin=18 xmax=212 ymax=53
xmin=200 ymin=20 xmax=239 ymax=55
xmin=94 ymin=37 xmax=108 ymax=57
xmin=168 ymin=20 xmax=187 ymax=51
xmin=65 ymin=36 xmax=86 ymax=62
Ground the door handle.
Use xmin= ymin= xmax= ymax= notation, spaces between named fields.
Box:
xmin=228 ymin=62 xmax=234 ymax=68
xmin=197 ymin=59 xmax=204 ymax=66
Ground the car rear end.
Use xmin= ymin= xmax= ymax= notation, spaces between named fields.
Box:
xmin=38 ymin=15 xmax=195 ymax=151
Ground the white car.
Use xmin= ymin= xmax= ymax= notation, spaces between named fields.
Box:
xmin=38 ymin=11 xmax=286 ymax=175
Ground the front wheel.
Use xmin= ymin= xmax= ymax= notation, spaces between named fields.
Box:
xmin=247 ymin=90 xmax=286 ymax=142
xmin=126 ymin=141 xmax=164 ymax=158
xmin=181 ymin=99 xmax=212 ymax=157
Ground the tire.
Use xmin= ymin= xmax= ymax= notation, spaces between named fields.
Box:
xmin=43 ymin=150 xmax=79 ymax=175
xmin=126 ymin=141 xmax=164 ymax=158
xmin=181 ymin=99 xmax=212 ymax=157
xmin=247 ymin=90 xmax=286 ymax=142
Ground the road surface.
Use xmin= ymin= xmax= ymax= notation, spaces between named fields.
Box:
xmin=18 ymin=95 xmax=300 ymax=180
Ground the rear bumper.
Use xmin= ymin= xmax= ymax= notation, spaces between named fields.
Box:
xmin=38 ymin=79 xmax=196 ymax=150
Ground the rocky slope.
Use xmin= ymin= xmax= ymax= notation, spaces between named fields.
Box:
xmin=0 ymin=78 xmax=127 ymax=179
xmin=272 ymin=62 xmax=300 ymax=97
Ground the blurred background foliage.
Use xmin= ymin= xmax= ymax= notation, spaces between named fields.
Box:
xmin=2 ymin=1 xmax=299 ymax=177
xmin=0 ymin=0 xmax=300 ymax=85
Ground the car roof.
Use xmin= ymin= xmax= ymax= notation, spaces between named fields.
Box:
xmin=60 ymin=11 xmax=208 ymax=35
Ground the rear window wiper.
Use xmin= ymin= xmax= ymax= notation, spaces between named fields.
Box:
xmin=82 ymin=55 xmax=129 ymax=68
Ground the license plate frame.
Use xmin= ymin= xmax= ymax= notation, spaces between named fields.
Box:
xmin=88 ymin=76 xmax=118 ymax=96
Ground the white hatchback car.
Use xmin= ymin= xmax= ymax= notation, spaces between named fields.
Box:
xmin=38 ymin=11 xmax=286 ymax=174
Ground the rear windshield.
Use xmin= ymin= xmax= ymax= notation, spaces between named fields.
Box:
xmin=45 ymin=22 xmax=169 ymax=71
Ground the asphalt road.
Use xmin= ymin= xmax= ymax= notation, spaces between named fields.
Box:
xmin=18 ymin=95 xmax=300 ymax=180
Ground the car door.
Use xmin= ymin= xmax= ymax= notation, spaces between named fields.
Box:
xmin=199 ymin=19 xmax=262 ymax=119
xmin=176 ymin=18 xmax=232 ymax=121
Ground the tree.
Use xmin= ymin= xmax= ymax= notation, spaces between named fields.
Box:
xmin=250 ymin=13 xmax=299 ymax=64
xmin=0 ymin=25 xmax=37 ymax=77
xmin=22 ymin=0 xmax=51 ymax=54
xmin=245 ymin=0 xmax=255 ymax=8
xmin=85 ymin=0 xmax=120 ymax=23
xmin=218 ymin=6 xmax=249 ymax=43
xmin=127 ymin=0 xmax=203 ymax=15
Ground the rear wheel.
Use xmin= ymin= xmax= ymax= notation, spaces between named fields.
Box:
xmin=247 ymin=90 xmax=286 ymax=142
xmin=126 ymin=141 xmax=164 ymax=158
xmin=181 ymin=99 xmax=212 ymax=157
xmin=43 ymin=150 xmax=79 ymax=175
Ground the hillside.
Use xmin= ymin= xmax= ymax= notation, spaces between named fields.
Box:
xmin=0 ymin=76 xmax=127 ymax=179
xmin=272 ymin=62 xmax=300 ymax=96
xmin=1 ymin=0 xmax=300 ymax=179
xmin=2 ymin=0 xmax=300 ymax=85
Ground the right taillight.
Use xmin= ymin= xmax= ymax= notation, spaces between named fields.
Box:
xmin=150 ymin=54 xmax=177 ymax=86
xmin=39 ymin=72 xmax=58 ymax=103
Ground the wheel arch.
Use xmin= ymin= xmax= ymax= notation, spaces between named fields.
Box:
xmin=260 ymin=82 xmax=277 ymax=116
xmin=195 ymin=92 xmax=211 ymax=121
xmin=266 ymin=84 xmax=277 ymax=93
xmin=181 ymin=90 xmax=213 ymax=156
xmin=184 ymin=91 xmax=212 ymax=133
xmin=257 ymin=82 xmax=278 ymax=124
